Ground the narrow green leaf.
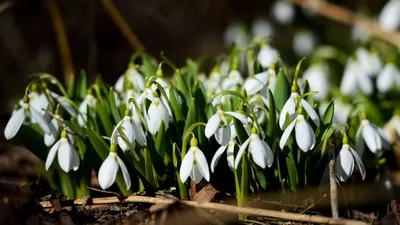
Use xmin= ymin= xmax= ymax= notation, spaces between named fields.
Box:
xmin=267 ymin=90 xmax=276 ymax=137
xmin=233 ymin=118 xmax=249 ymax=145
xmin=67 ymin=75 xmax=76 ymax=99
xmin=322 ymin=100 xmax=334 ymax=126
xmin=85 ymin=127 xmax=109 ymax=160
xmin=109 ymin=87 xmax=122 ymax=123
xmin=176 ymin=71 xmax=191 ymax=104
xmin=140 ymin=53 xmax=157 ymax=77
xmin=96 ymin=102 xmax=113 ymax=135
xmin=58 ymin=169 xmax=76 ymax=199
xmin=283 ymin=148 xmax=298 ymax=190
xmin=169 ymin=87 xmax=184 ymax=121
xmin=274 ymin=69 xmax=290 ymax=112
xmin=250 ymin=161 xmax=267 ymax=189
xmin=183 ymin=98 xmax=197 ymax=135
xmin=76 ymin=70 xmax=87 ymax=100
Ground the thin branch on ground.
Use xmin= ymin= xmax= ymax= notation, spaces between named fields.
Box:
xmin=101 ymin=0 xmax=145 ymax=51
xmin=290 ymin=0 xmax=400 ymax=47
xmin=46 ymin=0 xmax=74 ymax=85
xmin=39 ymin=195 xmax=369 ymax=225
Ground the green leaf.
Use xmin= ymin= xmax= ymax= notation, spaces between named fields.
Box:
xmin=283 ymin=148 xmax=298 ymax=190
xmin=274 ymin=69 xmax=290 ymax=112
xmin=267 ymin=90 xmax=276 ymax=137
xmin=76 ymin=70 xmax=87 ymax=100
xmin=322 ymin=100 xmax=334 ymax=126
xmin=234 ymin=118 xmax=249 ymax=145
xmin=18 ymin=124 xmax=47 ymax=160
xmin=176 ymin=71 xmax=191 ymax=104
xmin=96 ymin=101 xmax=113 ymax=135
xmin=169 ymin=87 xmax=184 ymax=121
xmin=58 ymin=169 xmax=76 ymax=199
xmin=303 ymin=81 xmax=314 ymax=106
xmin=140 ymin=53 xmax=157 ymax=77
xmin=85 ymin=127 xmax=109 ymax=160
xmin=250 ymin=161 xmax=267 ymax=189
xmin=183 ymin=98 xmax=197 ymax=135
xmin=109 ymin=87 xmax=122 ymax=123
xmin=67 ymin=75 xmax=76 ymax=99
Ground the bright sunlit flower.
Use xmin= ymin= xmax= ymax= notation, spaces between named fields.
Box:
xmin=271 ymin=0 xmax=295 ymax=25
xmin=114 ymin=66 xmax=145 ymax=92
xmin=335 ymin=136 xmax=366 ymax=182
xmin=293 ymin=30 xmax=317 ymax=56
xmin=301 ymin=63 xmax=330 ymax=100
xmin=355 ymin=48 xmax=382 ymax=77
xmin=243 ymin=69 xmax=276 ymax=96
xmin=146 ymin=92 xmax=169 ymax=135
xmin=78 ymin=94 xmax=97 ymax=127
xmin=111 ymin=112 xmax=146 ymax=151
xmin=44 ymin=115 xmax=75 ymax=147
xmin=210 ymin=123 xmax=237 ymax=172
xmin=377 ymin=63 xmax=400 ymax=94
xmin=257 ymin=45 xmax=278 ymax=68
xmin=45 ymin=129 xmax=80 ymax=173
xmin=280 ymin=113 xmax=316 ymax=152
xmin=378 ymin=0 xmax=400 ymax=32
xmin=234 ymin=127 xmax=274 ymax=169
xmin=205 ymin=105 xmax=248 ymax=146
xmin=179 ymin=137 xmax=210 ymax=183
xmin=98 ymin=145 xmax=131 ymax=190
xmin=340 ymin=59 xmax=373 ymax=95
xmin=222 ymin=70 xmax=243 ymax=90
xmin=356 ymin=117 xmax=384 ymax=156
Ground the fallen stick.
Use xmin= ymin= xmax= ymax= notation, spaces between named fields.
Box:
xmin=39 ymin=195 xmax=369 ymax=225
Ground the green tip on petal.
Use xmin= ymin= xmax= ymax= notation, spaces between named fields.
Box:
xmin=126 ymin=82 xmax=133 ymax=90
xmin=296 ymin=105 xmax=303 ymax=115
xmin=153 ymin=89 xmax=160 ymax=98
xmin=291 ymin=79 xmax=298 ymax=93
xmin=190 ymin=137 xmax=198 ymax=147
xmin=41 ymin=80 xmax=48 ymax=89
xmin=394 ymin=108 xmax=400 ymax=117
xmin=251 ymin=127 xmax=257 ymax=134
xmin=23 ymin=95 xmax=29 ymax=104
xmin=342 ymin=135 xmax=349 ymax=144
xmin=156 ymin=65 xmax=163 ymax=77
xmin=61 ymin=129 xmax=68 ymax=138
xmin=361 ymin=112 xmax=367 ymax=120
xmin=31 ymin=84 xmax=38 ymax=92
xmin=128 ymin=62 xmax=135 ymax=68
xmin=217 ymin=104 xmax=223 ymax=111
xmin=110 ymin=143 xmax=117 ymax=153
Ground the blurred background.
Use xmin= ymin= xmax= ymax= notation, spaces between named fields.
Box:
xmin=0 ymin=0 xmax=394 ymax=119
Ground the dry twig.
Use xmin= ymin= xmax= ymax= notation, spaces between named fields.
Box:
xmin=330 ymin=158 xmax=339 ymax=219
xmin=39 ymin=195 xmax=369 ymax=225
xmin=290 ymin=0 xmax=400 ymax=47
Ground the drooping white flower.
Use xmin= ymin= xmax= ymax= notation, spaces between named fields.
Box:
xmin=271 ymin=0 xmax=295 ymax=25
xmin=210 ymin=123 xmax=237 ymax=172
xmin=356 ymin=118 xmax=384 ymax=156
xmin=179 ymin=137 xmax=210 ymax=184
xmin=114 ymin=66 xmax=145 ymax=92
xmin=378 ymin=0 xmax=400 ymax=32
xmin=335 ymin=138 xmax=366 ymax=182
xmin=301 ymin=63 xmax=330 ymax=100
xmin=222 ymin=70 xmax=243 ymax=90
xmin=251 ymin=18 xmax=274 ymax=39
xmin=293 ymin=30 xmax=317 ymax=56
xmin=223 ymin=22 xmax=250 ymax=49
xmin=257 ymin=46 xmax=278 ymax=68
xmin=234 ymin=128 xmax=274 ymax=169
xmin=279 ymin=92 xmax=320 ymax=129
xmin=44 ymin=115 xmax=75 ymax=147
xmin=280 ymin=114 xmax=316 ymax=152
xmin=243 ymin=69 xmax=276 ymax=96
xmin=77 ymin=94 xmax=97 ymax=127
xmin=50 ymin=92 xmax=77 ymax=117
xmin=205 ymin=106 xmax=248 ymax=146
xmin=111 ymin=114 xmax=146 ymax=151
xmin=45 ymin=129 xmax=80 ymax=173
xmin=355 ymin=48 xmax=382 ymax=77
xmin=377 ymin=63 xmax=400 ymax=94
xmin=146 ymin=94 xmax=169 ymax=135
xmin=98 ymin=148 xmax=131 ymax=190
xmin=340 ymin=59 xmax=373 ymax=95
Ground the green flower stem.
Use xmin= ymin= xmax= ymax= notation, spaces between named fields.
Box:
xmin=176 ymin=170 xmax=188 ymax=199
xmin=38 ymin=73 xmax=69 ymax=97
xmin=144 ymin=147 xmax=155 ymax=187
xmin=233 ymin=167 xmax=242 ymax=207
xmin=128 ymin=97 xmax=149 ymax=131
xmin=181 ymin=122 xmax=206 ymax=157
xmin=239 ymin=153 xmax=250 ymax=219
xmin=294 ymin=57 xmax=306 ymax=79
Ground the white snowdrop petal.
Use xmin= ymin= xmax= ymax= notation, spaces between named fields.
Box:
xmin=225 ymin=112 xmax=248 ymax=125
xmin=378 ymin=0 xmax=400 ymax=31
xmin=261 ymin=141 xmax=274 ymax=168
xmin=194 ymin=148 xmax=210 ymax=182
xmin=362 ymin=124 xmax=382 ymax=154
xmin=226 ymin=142 xmax=235 ymax=170
xmin=132 ymin=121 xmax=147 ymax=146
xmin=57 ymin=139 xmax=74 ymax=173
xmin=355 ymin=126 xmax=365 ymax=156
xmin=179 ymin=149 xmax=194 ymax=183
xmin=301 ymin=99 xmax=320 ymax=127
xmin=211 ymin=145 xmax=228 ymax=173
xmin=190 ymin=165 xmax=204 ymax=184
xmin=114 ymin=75 xmax=124 ymax=92
xmin=111 ymin=120 xmax=124 ymax=143
xmin=98 ymin=154 xmax=119 ymax=190
xmin=295 ymin=117 xmax=315 ymax=152
xmin=279 ymin=96 xmax=296 ymax=129
xmin=357 ymin=75 xmax=373 ymax=95
xmin=234 ymin=138 xmax=250 ymax=169
xmin=250 ymin=135 xmax=267 ymax=169
xmin=117 ymin=156 xmax=131 ymax=190
xmin=4 ymin=107 xmax=25 ymax=140
xmin=279 ymin=119 xmax=296 ymax=150
xmin=30 ymin=106 xmax=53 ymax=134
xmin=257 ymin=46 xmax=278 ymax=68
xmin=205 ymin=114 xmax=220 ymax=138
xmin=340 ymin=63 xmax=358 ymax=95
xmin=243 ymin=78 xmax=264 ymax=96
xmin=45 ymin=140 xmax=60 ymax=171
xmin=72 ymin=147 xmax=80 ymax=171
xmin=215 ymin=125 xmax=231 ymax=146
xmin=350 ymin=147 xmax=366 ymax=180
xmin=335 ymin=145 xmax=354 ymax=182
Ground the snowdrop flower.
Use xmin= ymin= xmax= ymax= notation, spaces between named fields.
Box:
xmin=355 ymin=48 xmax=382 ymax=77
xmin=280 ymin=109 xmax=316 ymax=152
xmin=301 ymin=63 xmax=330 ymax=100
xmin=210 ymin=123 xmax=237 ymax=172
xmin=111 ymin=111 xmax=146 ymax=151
xmin=222 ymin=70 xmax=243 ymax=90
xmin=50 ymin=92 xmax=77 ymax=117
xmin=234 ymin=127 xmax=274 ymax=169
xmin=114 ymin=66 xmax=145 ymax=92
xmin=378 ymin=0 xmax=400 ymax=32
xmin=4 ymin=97 xmax=55 ymax=140
xmin=251 ymin=18 xmax=274 ymax=39
xmin=78 ymin=94 xmax=97 ymax=127
xmin=45 ymin=129 xmax=80 ymax=173
xmin=205 ymin=105 xmax=248 ymax=146
xmin=44 ymin=114 xmax=75 ymax=147
xmin=279 ymin=91 xmax=320 ymax=130
xmin=179 ymin=137 xmax=210 ymax=183
xmin=271 ymin=0 xmax=295 ymax=25
xmin=293 ymin=30 xmax=317 ymax=56
xmin=377 ymin=63 xmax=400 ymax=94
xmin=243 ymin=69 xmax=276 ymax=96
xmin=356 ymin=115 xmax=384 ymax=155
xmin=146 ymin=91 xmax=169 ymax=135
xmin=257 ymin=45 xmax=278 ymax=68
xmin=340 ymin=59 xmax=373 ymax=95
xmin=98 ymin=144 xmax=131 ymax=190
xmin=223 ymin=22 xmax=249 ymax=49
xmin=335 ymin=136 xmax=366 ymax=182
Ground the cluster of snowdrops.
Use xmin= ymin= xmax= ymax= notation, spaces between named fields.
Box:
xmin=4 ymin=40 xmax=400 ymax=205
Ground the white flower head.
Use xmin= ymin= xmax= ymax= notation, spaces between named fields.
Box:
xmin=223 ymin=22 xmax=250 ymax=49
xmin=210 ymin=122 xmax=238 ymax=172
xmin=356 ymin=117 xmax=384 ymax=156
xmin=271 ymin=0 xmax=295 ymax=25
xmin=222 ymin=70 xmax=243 ymax=90
xmin=243 ymin=69 xmax=276 ymax=96
xmin=114 ymin=66 xmax=145 ymax=92
xmin=377 ymin=63 xmax=400 ymax=94
xmin=234 ymin=127 xmax=274 ymax=169
xmin=179 ymin=137 xmax=210 ymax=184
xmin=279 ymin=92 xmax=320 ymax=130
xmin=146 ymin=92 xmax=169 ymax=135
xmin=280 ymin=113 xmax=316 ymax=152
xmin=378 ymin=0 xmax=400 ymax=32
xmin=78 ymin=94 xmax=97 ymax=127
xmin=205 ymin=105 xmax=248 ymax=146
xmin=98 ymin=148 xmax=131 ymax=190
xmin=251 ymin=18 xmax=274 ymax=39
xmin=257 ymin=45 xmax=278 ymax=68
xmin=336 ymin=137 xmax=366 ymax=182
xmin=293 ymin=30 xmax=317 ymax=56
xmin=301 ymin=63 xmax=330 ymax=100
xmin=340 ymin=59 xmax=373 ymax=95
xmin=45 ymin=129 xmax=80 ymax=173
xmin=111 ymin=112 xmax=147 ymax=151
